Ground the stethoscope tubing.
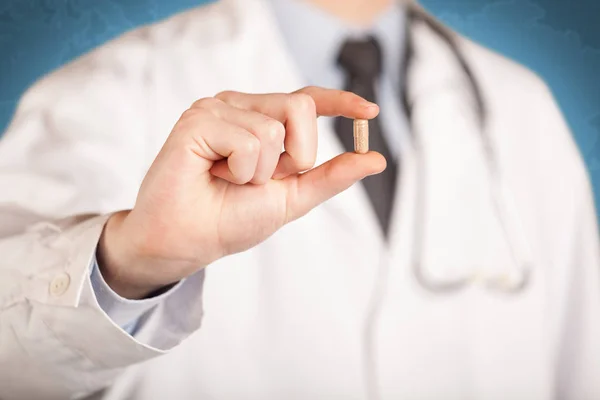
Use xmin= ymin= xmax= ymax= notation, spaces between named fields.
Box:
xmin=403 ymin=6 xmax=534 ymax=294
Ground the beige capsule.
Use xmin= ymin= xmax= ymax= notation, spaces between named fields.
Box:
xmin=353 ymin=119 xmax=369 ymax=154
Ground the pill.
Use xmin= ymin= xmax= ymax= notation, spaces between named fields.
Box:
xmin=353 ymin=119 xmax=369 ymax=154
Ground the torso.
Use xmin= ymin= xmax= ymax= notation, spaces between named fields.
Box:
xmin=98 ymin=1 xmax=586 ymax=398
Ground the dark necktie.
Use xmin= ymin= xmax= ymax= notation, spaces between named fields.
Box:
xmin=334 ymin=36 xmax=398 ymax=237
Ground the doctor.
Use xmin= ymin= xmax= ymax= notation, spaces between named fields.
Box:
xmin=0 ymin=0 xmax=599 ymax=399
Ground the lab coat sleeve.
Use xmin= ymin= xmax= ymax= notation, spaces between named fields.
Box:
xmin=536 ymin=84 xmax=600 ymax=398
xmin=555 ymin=175 xmax=600 ymax=399
xmin=0 ymin=30 xmax=205 ymax=400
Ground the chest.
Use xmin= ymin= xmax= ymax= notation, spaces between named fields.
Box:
xmin=132 ymin=31 xmax=563 ymax=399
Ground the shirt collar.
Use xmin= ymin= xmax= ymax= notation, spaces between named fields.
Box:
xmin=268 ymin=0 xmax=407 ymax=91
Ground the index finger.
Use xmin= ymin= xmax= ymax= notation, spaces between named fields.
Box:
xmin=217 ymin=87 xmax=380 ymax=121
xmin=294 ymin=86 xmax=379 ymax=119
xmin=215 ymin=87 xmax=380 ymax=178
xmin=295 ymin=86 xmax=380 ymax=119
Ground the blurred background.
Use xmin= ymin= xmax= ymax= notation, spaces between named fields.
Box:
xmin=0 ymin=0 xmax=599 ymax=219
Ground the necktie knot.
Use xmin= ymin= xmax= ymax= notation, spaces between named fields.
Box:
xmin=337 ymin=36 xmax=383 ymax=81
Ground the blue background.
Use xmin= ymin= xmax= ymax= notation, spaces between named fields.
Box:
xmin=1 ymin=0 xmax=599 ymax=216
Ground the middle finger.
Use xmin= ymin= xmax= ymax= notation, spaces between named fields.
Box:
xmin=193 ymin=97 xmax=286 ymax=184
xmin=216 ymin=91 xmax=319 ymax=179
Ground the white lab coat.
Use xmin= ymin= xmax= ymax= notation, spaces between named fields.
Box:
xmin=0 ymin=0 xmax=599 ymax=399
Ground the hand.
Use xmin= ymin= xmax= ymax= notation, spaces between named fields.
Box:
xmin=97 ymin=87 xmax=386 ymax=299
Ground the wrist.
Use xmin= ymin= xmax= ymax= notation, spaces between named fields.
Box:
xmin=97 ymin=210 xmax=168 ymax=299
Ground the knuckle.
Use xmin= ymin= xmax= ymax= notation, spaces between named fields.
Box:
xmin=181 ymin=107 xmax=210 ymax=122
xmin=180 ymin=108 xmax=198 ymax=121
xmin=288 ymin=92 xmax=316 ymax=114
xmin=214 ymin=90 xmax=237 ymax=101
xmin=241 ymin=134 xmax=261 ymax=156
xmin=298 ymin=85 xmax=317 ymax=94
xmin=262 ymin=119 xmax=285 ymax=143
xmin=178 ymin=108 xmax=204 ymax=129
xmin=191 ymin=97 xmax=221 ymax=110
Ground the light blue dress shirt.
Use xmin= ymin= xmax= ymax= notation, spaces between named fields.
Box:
xmin=91 ymin=0 xmax=410 ymax=334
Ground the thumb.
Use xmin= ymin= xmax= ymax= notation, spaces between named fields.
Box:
xmin=285 ymin=151 xmax=387 ymax=221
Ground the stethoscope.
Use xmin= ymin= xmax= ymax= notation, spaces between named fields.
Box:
xmin=401 ymin=6 xmax=535 ymax=294
xmin=362 ymin=7 xmax=536 ymax=400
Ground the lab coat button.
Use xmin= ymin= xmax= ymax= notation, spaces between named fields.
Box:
xmin=49 ymin=273 xmax=71 ymax=297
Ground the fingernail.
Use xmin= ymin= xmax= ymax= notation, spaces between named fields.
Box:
xmin=364 ymin=101 xmax=378 ymax=108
